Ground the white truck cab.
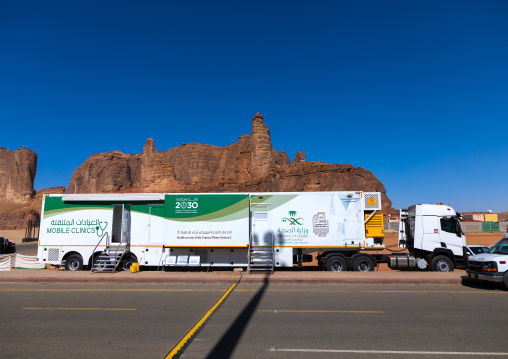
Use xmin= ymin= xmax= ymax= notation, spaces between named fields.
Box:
xmin=395 ymin=204 xmax=466 ymax=271
xmin=466 ymin=231 xmax=508 ymax=290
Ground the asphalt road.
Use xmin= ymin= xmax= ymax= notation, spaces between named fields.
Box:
xmin=0 ymin=282 xmax=507 ymax=359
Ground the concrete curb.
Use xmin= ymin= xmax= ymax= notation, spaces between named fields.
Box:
xmin=0 ymin=271 xmax=466 ymax=285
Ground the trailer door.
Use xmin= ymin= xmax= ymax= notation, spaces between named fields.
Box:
xmin=112 ymin=205 xmax=131 ymax=244
xmin=251 ymin=204 xmax=272 ymax=246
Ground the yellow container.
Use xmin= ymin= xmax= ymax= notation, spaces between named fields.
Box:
xmin=130 ymin=262 xmax=140 ymax=272
xmin=365 ymin=213 xmax=384 ymax=239
xmin=485 ymin=213 xmax=498 ymax=222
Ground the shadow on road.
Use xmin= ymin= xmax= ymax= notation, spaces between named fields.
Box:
xmin=205 ymin=273 xmax=270 ymax=359
xmin=461 ymin=276 xmax=506 ymax=291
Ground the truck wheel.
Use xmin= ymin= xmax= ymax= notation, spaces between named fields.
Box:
xmin=352 ymin=256 xmax=375 ymax=272
xmin=430 ymin=255 xmax=454 ymax=272
xmin=120 ymin=255 xmax=137 ymax=271
xmin=65 ymin=254 xmax=83 ymax=271
xmin=325 ymin=255 xmax=348 ymax=272
xmin=502 ymin=272 xmax=508 ymax=291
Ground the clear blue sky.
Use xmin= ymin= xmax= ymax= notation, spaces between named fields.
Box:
xmin=1 ymin=1 xmax=507 ymax=212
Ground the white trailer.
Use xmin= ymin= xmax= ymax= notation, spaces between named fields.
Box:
xmin=37 ymin=191 xmax=386 ymax=272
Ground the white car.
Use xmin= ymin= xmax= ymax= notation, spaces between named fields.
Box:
xmin=463 ymin=245 xmax=490 ymax=256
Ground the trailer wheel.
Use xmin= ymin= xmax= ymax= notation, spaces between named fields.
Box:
xmin=65 ymin=254 xmax=83 ymax=271
xmin=325 ymin=255 xmax=348 ymax=272
xmin=502 ymin=272 xmax=508 ymax=291
xmin=430 ymin=255 xmax=454 ymax=272
xmin=351 ymin=256 xmax=375 ymax=272
xmin=120 ymin=255 xmax=137 ymax=271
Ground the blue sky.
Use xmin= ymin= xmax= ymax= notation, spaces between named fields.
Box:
xmin=1 ymin=1 xmax=507 ymax=212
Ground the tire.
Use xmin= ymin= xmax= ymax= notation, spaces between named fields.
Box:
xmin=351 ymin=255 xmax=375 ymax=272
xmin=120 ymin=255 xmax=137 ymax=271
xmin=65 ymin=254 xmax=83 ymax=271
xmin=325 ymin=255 xmax=348 ymax=272
xmin=502 ymin=272 xmax=508 ymax=291
xmin=431 ymin=255 xmax=454 ymax=272
xmin=96 ymin=259 xmax=109 ymax=272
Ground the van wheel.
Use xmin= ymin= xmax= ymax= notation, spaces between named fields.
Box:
xmin=352 ymin=256 xmax=375 ymax=272
xmin=65 ymin=254 xmax=83 ymax=271
xmin=325 ymin=255 xmax=348 ymax=272
xmin=431 ymin=255 xmax=454 ymax=272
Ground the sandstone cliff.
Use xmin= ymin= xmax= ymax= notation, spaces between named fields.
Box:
xmin=1 ymin=112 xmax=393 ymax=229
xmin=0 ymin=147 xmax=37 ymax=203
xmin=66 ymin=112 xmax=392 ymax=211
xmin=67 ymin=151 xmax=142 ymax=193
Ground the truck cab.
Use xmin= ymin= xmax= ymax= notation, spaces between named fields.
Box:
xmin=466 ymin=232 xmax=508 ymax=290
xmin=396 ymin=204 xmax=466 ymax=271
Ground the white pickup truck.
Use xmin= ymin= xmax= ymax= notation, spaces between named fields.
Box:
xmin=466 ymin=232 xmax=508 ymax=290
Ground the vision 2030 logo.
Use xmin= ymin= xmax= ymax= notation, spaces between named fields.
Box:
xmin=282 ymin=211 xmax=304 ymax=225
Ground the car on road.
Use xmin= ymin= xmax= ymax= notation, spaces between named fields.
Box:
xmin=0 ymin=236 xmax=16 ymax=254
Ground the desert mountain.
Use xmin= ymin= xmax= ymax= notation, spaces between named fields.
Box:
xmin=0 ymin=113 xmax=392 ymax=229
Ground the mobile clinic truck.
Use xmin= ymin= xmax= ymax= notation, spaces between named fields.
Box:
xmin=37 ymin=191 xmax=386 ymax=272
xmin=37 ymin=192 xmax=466 ymax=273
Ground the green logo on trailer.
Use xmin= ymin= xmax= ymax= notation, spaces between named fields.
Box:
xmin=282 ymin=211 xmax=304 ymax=225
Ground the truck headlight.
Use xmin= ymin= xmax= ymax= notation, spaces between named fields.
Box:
xmin=482 ymin=262 xmax=498 ymax=272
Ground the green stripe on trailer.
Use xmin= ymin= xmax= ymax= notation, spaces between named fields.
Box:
xmin=165 ymin=194 xmax=249 ymax=221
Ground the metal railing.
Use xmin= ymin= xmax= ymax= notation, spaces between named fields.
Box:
xmin=112 ymin=232 xmax=130 ymax=272
xmin=90 ymin=232 xmax=109 ymax=273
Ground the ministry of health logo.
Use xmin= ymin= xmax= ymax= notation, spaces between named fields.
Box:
xmin=282 ymin=211 xmax=303 ymax=225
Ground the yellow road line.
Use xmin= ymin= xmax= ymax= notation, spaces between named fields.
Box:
xmin=165 ymin=283 xmax=236 ymax=359
xmin=258 ymin=310 xmax=383 ymax=313
xmin=22 ymin=307 xmax=137 ymax=311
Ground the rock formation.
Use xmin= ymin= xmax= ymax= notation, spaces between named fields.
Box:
xmin=0 ymin=112 xmax=393 ymax=229
xmin=65 ymin=112 xmax=392 ymax=211
xmin=0 ymin=147 xmax=37 ymax=203
xmin=292 ymin=151 xmax=306 ymax=164
xmin=66 ymin=151 xmax=142 ymax=194
xmin=66 ymin=112 xmax=309 ymax=195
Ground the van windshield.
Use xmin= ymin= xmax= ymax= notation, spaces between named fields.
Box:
xmin=488 ymin=238 xmax=508 ymax=255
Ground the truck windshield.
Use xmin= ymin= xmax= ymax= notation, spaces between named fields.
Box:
xmin=488 ymin=239 xmax=508 ymax=255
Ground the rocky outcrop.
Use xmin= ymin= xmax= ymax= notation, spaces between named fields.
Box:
xmin=66 ymin=151 xmax=142 ymax=194
xmin=0 ymin=202 xmax=40 ymax=230
xmin=292 ymin=151 xmax=306 ymax=164
xmin=66 ymin=113 xmax=300 ymax=193
xmin=64 ymin=113 xmax=391 ymax=213
xmin=250 ymin=113 xmax=273 ymax=177
xmin=0 ymin=147 xmax=37 ymax=203
xmin=0 ymin=112 xmax=394 ymax=228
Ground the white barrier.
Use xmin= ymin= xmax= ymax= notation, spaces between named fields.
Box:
xmin=0 ymin=254 xmax=44 ymax=271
